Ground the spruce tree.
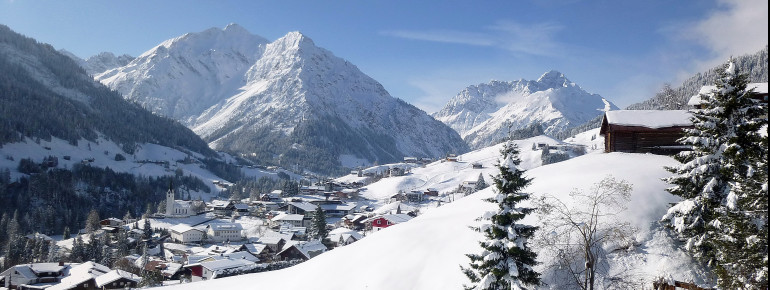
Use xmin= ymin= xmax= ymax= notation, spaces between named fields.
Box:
xmin=311 ymin=205 xmax=329 ymax=242
xmin=662 ymin=60 xmax=768 ymax=288
xmin=462 ymin=142 xmax=540 ymax=289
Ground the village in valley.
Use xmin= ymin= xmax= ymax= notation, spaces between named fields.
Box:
xmin=0 ymin=2 xmax=767 ymax=286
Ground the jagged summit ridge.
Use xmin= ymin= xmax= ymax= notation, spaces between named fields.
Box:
xmin=95 ymin=24 xmax=468 ymax=174
xmin=433 ymin=71 xmax=617 ymax=149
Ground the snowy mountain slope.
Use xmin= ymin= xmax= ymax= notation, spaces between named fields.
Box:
xmin=61 ymin=50 xmax=135 ymax=76
xmin=164 ymin=151 xmax=709 ymax=290
xmin=98 ymin=25 xmax=468 ymax=175
xmin=336 ymin=135 xmax=564 ymax=204
xmin=97 ymin=24 xmax=269 ymax=124
xmin=433 ymin=71 xmax=618 ymax=149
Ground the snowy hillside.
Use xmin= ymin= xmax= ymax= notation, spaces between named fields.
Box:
xmin=0 ymin=136 xmax=287 ymax=200
xmin=163 ymin=148 xmax=708 ymax=290
xmin=61 ymin=50 xmax=135 ymax=76
xmin=433 ymin=71 xmax=618 ymax=149
xmin=97 ymin=24 xmax=468 ymax=174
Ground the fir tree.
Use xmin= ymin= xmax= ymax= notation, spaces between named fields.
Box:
xmin=311 ymin=205 xmax=329 ymax=242
xmin=475 ymin=173 xmax=489 ymax=191
xmin=462 ymin=142 xmax=540 ymax=289
xmin=662 ymin=59 xmax=768 ymax=288
xmin=85 ymin=209 xmax=100 ymax=233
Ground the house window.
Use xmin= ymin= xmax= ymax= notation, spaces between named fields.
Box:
xmin=376 ymin=220 xmax=381 ymax=225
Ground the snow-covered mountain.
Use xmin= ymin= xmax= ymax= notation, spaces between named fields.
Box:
xmin=432 ymin=71 xmax=618 ymax=149
xmin=60 ymin=50 xmax=135 ymax=76
xmin=97 ymin=24 xmax=468 ymax=175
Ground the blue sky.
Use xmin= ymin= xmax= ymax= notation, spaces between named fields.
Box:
xmin=1 ymin=0 xmax=767 ymax=112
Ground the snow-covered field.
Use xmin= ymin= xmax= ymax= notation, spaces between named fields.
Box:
xmin=164 ymin=145 xmax=709 ymax=289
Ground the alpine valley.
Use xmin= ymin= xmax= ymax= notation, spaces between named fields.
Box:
xmin=87 ymin=24 xmax=469 ymax=175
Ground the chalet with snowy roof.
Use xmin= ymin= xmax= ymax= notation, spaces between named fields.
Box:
xmin=46 ymin=261 xmax=111 ymax=290
xmin=239 ymin=243 xmax=275 ymax=262
xmin=206 ymin=223 xmax=243 ymax=242
xmin=328 ymin=228 xmax=364 ymax=247
xmin=93 ymin=270 xmax=141 ymax=289
xmin=365 ymin=214 xmax=414 ymax=231
xmin=600 ymin=110 xmax=693 ymax=154
xmin=277 ymin=240 xmax=328 ymax=261
xmin=169 ymin=224 xmax=205 ymax=243
xmin=186 ymin=258 xmax=259 ymax=281
xmin=270 ymin=213 xmax=306 ymax=228
xmin=210 ymin=200 xmax=236 ymax=216
xmin=1 ymin=262 xmax=69 ymax=289
xmin=255 ymin=236 xmax=287 ymax=253
xmin=688 ymin=82 xmax=769 ymax=109
xmin=198 ymin=251 xmax=259 ymax=264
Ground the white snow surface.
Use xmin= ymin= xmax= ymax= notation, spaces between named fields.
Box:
xmin=433 ymin=71 xmax=618 ymax=149
xmin=605 ymin=110 xmax=692 ymax=128
xmin=164 ymin=145 xmax=709 ymax=290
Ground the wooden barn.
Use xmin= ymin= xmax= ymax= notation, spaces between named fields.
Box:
xmin=600 ymin=110 xmax=693 ymax=154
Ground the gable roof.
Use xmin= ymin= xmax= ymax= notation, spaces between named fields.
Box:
xmin=94 ymin=269 xmax=141 ymax=287
xmin=169 ymin=224 xmax=204 ymax=234
xmin=600 ymin=110 xmax=692 ymax=136
xmin=207 ymin=223 xmax=243 ymax=232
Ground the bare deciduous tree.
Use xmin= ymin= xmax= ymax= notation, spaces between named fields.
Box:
xmin=534 ymin=176 xmax=636 ymax=290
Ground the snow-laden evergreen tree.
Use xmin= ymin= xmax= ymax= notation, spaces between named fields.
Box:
xmin=475 ymin=173 xmax=489 ymax=191
xmin=311 ymin=205 xmax=329 ymax=242
xmin=462 ymin=142 xmax=540 ymax=289
xmin=662 ymin=59 xmax=768 ymax=288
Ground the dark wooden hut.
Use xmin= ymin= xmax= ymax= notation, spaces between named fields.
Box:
xmin=600 ymin=110 xmax=693 ymax=155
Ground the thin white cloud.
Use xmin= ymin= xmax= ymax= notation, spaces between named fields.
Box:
xmin=487 ymin=20 xmax=563 ymax=56
xmin=687 ymin=0 xmax=768 ymax=69
xmin=381 ymin=30 xmax=495 ymax=47
xmin=382 ymin=20 xmax=564 ymax=57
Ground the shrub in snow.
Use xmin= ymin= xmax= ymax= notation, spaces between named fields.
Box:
xmin=535 ymin=176 xmax=635 ymax=290
xmin=662 ymin=59 xmax=768 ymax=289
xmin=462 ymin=142 xmax=540 ymax=289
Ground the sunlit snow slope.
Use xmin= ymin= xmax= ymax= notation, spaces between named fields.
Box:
xmin=164 ymin=148 xmax=710 ymax=290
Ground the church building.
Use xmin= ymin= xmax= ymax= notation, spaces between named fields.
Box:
xmin=165 ymin=187 xmax=193 ymax=217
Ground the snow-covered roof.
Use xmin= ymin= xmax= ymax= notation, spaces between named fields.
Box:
xmin=288 ymin=201 xmax=318 ymax=212
xmin=203 ymin=251 xmax=259 ymax=263
xmin=198 ymin=258 xmax=257 ymax=272
xmin=208 ymin=223 xmax=243 ymax=231
xmin=603 ymin=110 xmax=692 ymax=129
xmin=242 ymin=243 xmax=269 ymax=254
xmin=688 ymin=83 xmax=769 ymax=106
xmin=272 ymin=213 xmax=305 ymax=222
xmin=234 ymin=204 xmax=250 ymax=210
xmin=94 ymin=269 xmax=141 ymax=287
xmin=320 ymin=203 xmax=356 ymax=211
xmin=256 ymin=236 xmax=285 ymax=245
xmin=169 ymin=224 xmax=204 ymax=234
xmin=48 ymin=262 xmax=111 ymax=290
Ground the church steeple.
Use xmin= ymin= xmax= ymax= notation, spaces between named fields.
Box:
xmin=166 ymin=180 xmax=175 ymax=216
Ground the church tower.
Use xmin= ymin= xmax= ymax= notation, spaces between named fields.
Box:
xmin=166 ymin=182 xmax=175 ymax=216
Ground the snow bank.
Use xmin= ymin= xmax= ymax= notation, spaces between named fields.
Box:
xmin=163 ymin=152 xmax=709 ymax=290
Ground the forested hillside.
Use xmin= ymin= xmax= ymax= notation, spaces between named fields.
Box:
xmin=627 ymin=46 xmax=768 ymax=110
xmin=0 ymin=25 xmax=214 ymax=156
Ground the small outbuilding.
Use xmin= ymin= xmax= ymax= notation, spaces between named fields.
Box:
xmin=600 ymin=110 xmax=693 ymax=154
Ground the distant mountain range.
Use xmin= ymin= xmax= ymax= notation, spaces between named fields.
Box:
xmin=79 ymin=24 xmax=468 ymax=175
xmin=432 ymin=71 xmax=617 ymax=149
